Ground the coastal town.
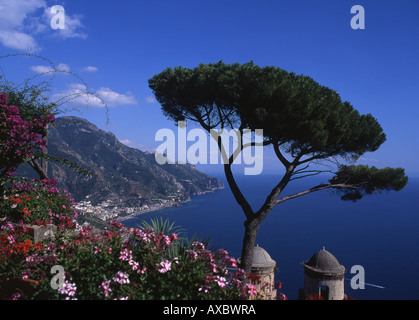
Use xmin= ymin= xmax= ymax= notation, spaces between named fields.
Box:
xmin=74 ymin=197 xmax=183 ymax=221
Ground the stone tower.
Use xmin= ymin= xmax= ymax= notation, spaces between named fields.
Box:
xmin=301 ymin=247 xmax=346 ymax=300
xmin=239 ymin=245 xmax=277 ymax=299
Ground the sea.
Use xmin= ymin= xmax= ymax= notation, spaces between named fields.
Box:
xmin=122 ymin=173 xmax=419 ymax=300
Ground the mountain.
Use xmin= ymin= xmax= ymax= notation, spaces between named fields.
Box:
xmin=19 ymin=116 xmax=223 ymax=213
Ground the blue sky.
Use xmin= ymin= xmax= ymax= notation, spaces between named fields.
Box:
xmin=1 ymin=0 xmax=418 ymax=175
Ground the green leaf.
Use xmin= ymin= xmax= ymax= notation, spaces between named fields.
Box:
xmin=330 ymin=165 xmax=408 ymax=201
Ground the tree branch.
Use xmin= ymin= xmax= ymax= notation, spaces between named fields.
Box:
xmin=289 ymin=170 xmax=332 ymax=181
xmin=254 ymin=165 xmax=296 ymax=221
xmin=296 ymin=152 xmax=332 ymax=166
xmin=210 ymin=131 xmax=254 ymax=219
xmin=27 ymin=158 xmax=48 ymax=180
xmin=223 ymin=162 xmax=254 ymax=219
xmin=293 ymin=164 xmax=310 ymax=174
xmin=274 ymin=183 xmax=361 ymax=206
xmin=273 ymin=142 xmax=291 ymax=168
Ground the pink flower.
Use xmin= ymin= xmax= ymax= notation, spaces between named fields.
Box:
xmin=246 ymin=284 xmax=257 ymax=296
xmin=58 ymin=280 xmax=77 ymax=298
xmin=0 ymin=93 xmax=8 ymax=105
xmin=233 ymin=268 xmax=247 ymax=280
xmin=100 ymin=279 xmax=112 ymax=297
xmin=277 ymin=292 xmax=287 ymax=300
xmin=161 ymin=234 xmax=171 ymax=246
xmin=209 ymin=262 xmax=218 ymax=273
xmin=112 ymin=271 xmax=130 ymax=285
xmin=129 ymin=259 xmax=139 ymax=271
xmin=230 ymin=258 xmax=238 ymax=267
xmin=137 ymin=267 xmax=147 ymax=274
xmin=7 ymin=235 xmax=15 ymax=244
xmin=216 ymin=249 xmax=229 ymax=257
xmin=192 ymin=241 xmax=205 ymax=251
xmin=21 ymin=269 xmax=31 ymax=280
xmin=157 ymin=259 xmax=172 ymax=273
xmin=198 ymin=285 xmax=211 ymax=294
xmin=11 ymin=292 xmax=21 ymax=300
xmin=199 ymin=249 xmax=214 ymax=262
xmin=186 ymin=249 xmax=198 ymax=261
xmin=119 ymin=248 xmax=132 ymax=261
xmin=214 ymin=276 xmax=226 ymax=288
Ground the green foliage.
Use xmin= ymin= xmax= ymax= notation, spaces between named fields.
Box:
xmin=148 ymin=61 xmax=387 ymax=160
xmin=149 ymin=61 xmax=240 ymax=127
xmin=0 ymin=218 xmax=258 ymax=300
xmin=330 ymin=165 xmax=408 ymax=201
xmin=137 ymin=217 xmax=217 ymax=261
xmin=149 ymin=61 xmax=408 ymax=274
xmin=0 ymin=81 xmax=59 ymax=127
xmin=0 ymin=179 xmax=78 ymax=226
xmin=138 ymin=216 xmax=184 ymax=236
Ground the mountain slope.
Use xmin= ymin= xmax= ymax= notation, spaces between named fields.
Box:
xmin=20 ymin=116 xmax=223 ymax=209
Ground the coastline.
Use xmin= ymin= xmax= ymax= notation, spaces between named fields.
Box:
xmin=116 ymin=199 xmax=190 ymax=222
xmin=117 ymin=185 xmax=225 ymax=222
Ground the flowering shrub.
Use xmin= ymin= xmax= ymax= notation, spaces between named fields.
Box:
xmin=0 ymin=180 xmax=78 ymax=296
xmin=0 ymin=217 xmax=285 ymax=300
xmin=0 ymin=93 xmax=55 ymax=179
xmin=0 ymin=178 xmax=78 ymax=227
xmin=0 ymin=92 xmax=286 ymax=300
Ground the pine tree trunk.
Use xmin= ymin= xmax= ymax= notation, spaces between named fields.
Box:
xmin=238 ymin=168 xmax=295 ymax=273
xmin=239 ymin=218 xmax=262 ymax=274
